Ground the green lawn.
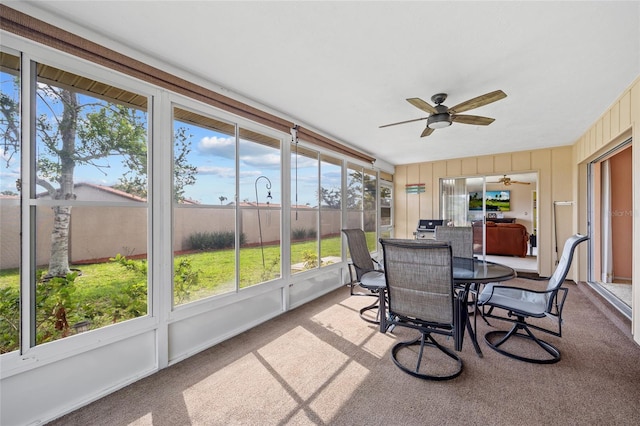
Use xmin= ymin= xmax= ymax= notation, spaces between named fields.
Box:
xmin=0 ymin=235 xmax=361 ymax=353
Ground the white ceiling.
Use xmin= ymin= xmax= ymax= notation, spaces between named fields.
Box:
xmin=9 ymin=1 xmax=640 ymax=167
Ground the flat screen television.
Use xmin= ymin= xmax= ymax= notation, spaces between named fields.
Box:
xmin=468 ymin=190 xmax=510 ymax=211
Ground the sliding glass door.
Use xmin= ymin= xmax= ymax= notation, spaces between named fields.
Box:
xmin=441 ymin=176 xmax=488 ymax=258
xmin=588 ymin=139 xmax=632 ymax=318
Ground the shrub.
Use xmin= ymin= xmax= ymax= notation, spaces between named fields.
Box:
xmin=35 ymin=271 xmax=79 ymax=344
xmin=292 ymin=228 xmax=306 ymax=240
xmin=0 ymin=286 xmax=19 ymax=354
xmin=292 ymin=228 xmax=316 ymax=240
xmin=302 ymin=250 xmax=320 ymax=269
xmin=188 ymin=231 xmax=245 ymax=250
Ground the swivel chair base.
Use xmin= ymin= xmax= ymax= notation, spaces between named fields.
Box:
xmin=391 ymin=335 xmax=463 ymax=381
xmin=484 ymin=325 xmax=561 ymax=364
xmin=359 ymin=297 xmax=381 ymax=324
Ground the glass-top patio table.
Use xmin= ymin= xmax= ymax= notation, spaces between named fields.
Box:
xmin=452 ymin=257 xmax=517 ymax=357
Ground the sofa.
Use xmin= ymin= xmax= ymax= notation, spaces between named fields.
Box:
xmin=472 ymin=221 xmax=529 ymax=257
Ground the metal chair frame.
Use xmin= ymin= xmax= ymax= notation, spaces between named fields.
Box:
xmin=342 ymin=229 xmax=385 ymax=324
xmin=478 ymin=234 xmax=588 ymax=363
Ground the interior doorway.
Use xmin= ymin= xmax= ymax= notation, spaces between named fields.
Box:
xmin=440 ymin=172 xmax=538 ymax=273
xmin=589 ymin=140 xmax=633 ymax=318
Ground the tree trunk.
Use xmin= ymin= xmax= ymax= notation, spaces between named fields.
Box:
xmin=47 ymin=205 xmax=72 ymax=277
xmin=47 ymin=89 xmax=77 ymax=277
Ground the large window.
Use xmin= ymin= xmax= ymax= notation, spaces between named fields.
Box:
xmin=34 ymin=63 xmax=149 ymax=345
xmin=172 ymin=108 xmax=284 ymax=301
xmin=0 ymin=56 xmax=150 ymax=353
xmin=0 ymin=51 xmax=21 ymax=354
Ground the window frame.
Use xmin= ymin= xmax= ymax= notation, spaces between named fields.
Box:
xmin=7 ymin=44 xmax=160 ymax=358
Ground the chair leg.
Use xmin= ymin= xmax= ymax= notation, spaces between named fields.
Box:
xmin=484 ymin=319 xmax=561 ymax=364
xmin=391 ymin=333 xmax=463 ymax=381
xmin=469 ymin=284 xmax=491 ymax=326
xmin=359 ymin=298 xmax=381 ymax=324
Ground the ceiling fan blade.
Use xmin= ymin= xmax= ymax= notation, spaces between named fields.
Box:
xmin=379 ymin=116 xmax=428 ymax=128
xmin=512 ymin=181 xmax=531 ymax=185
xmin=451 ymin=114 xmax=495 ymax=126
xmin=448 ymin=90 xmax=507 ymax=114
xmin=407 ymin=98 xmax=437 ymax=114
xmin=420 ymin=127 xmax=435 ymax=137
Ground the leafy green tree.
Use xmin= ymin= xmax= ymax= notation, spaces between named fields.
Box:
xmin=319 ymin=170 xmax=376 ymax=210
xmin=319 ymin=187 xmax=341 ymax=209
xmin=113 ymin=125 xmax=197 ymax=203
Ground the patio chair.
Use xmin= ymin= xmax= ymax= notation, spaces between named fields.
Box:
xmin=435 ymin=226 xmax=474 ymax=259
xmin=477 ymin=233 xmax=589 ymax=363
xmin=341 ymin=228 xmax=386 ymax=324
xmin=435 ymin=225 xmax=484 ymax=322
xmin=379 ymin=239 xmax=465 ymax=381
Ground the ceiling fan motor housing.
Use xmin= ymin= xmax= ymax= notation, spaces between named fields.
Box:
xmin=427 ymin=103 xmax=452 ymax=128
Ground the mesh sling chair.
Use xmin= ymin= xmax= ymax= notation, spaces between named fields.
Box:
xmin=435 ymin=226 xmax=486 ymax=324
xmin=434 ymin=226 xmax=474 ymax=259
xmin=380 ymin=239 xmax=466 ymax=381
xmin=342 ymin=229 xmax=386 ymax=324
xmin=478 ymin=234 xmax=589 ymax=364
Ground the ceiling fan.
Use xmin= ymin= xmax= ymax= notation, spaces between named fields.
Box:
xmin=491 ymin=175 xmax=530 ymax=186
xmin=379 ymin=90 xmax=507 ymax=137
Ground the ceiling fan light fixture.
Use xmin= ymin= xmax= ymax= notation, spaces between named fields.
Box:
xmin=427 ymin=113 xmax=452 ymax=129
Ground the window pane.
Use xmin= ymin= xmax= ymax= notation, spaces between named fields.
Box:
xmin=380 ymin=180 xmax=393 ymax=240
xmin=173 ymin=108 xmax=236 ymax=304
xmin=174 ymin=206 xmax=237 ymax=302
xmin=34 ymin=205 xmax=148 ymax=345
xmin=363 ymin=168 xmax=377 ymax=251
xmin=239 ymin=128 xmax=281 ymax=287
xmin=0 ymin=51 xmax=21 ymax=353
xmin=33 ymin=64 xmax=148 ymax=345
xmin=291 ymin=145 xmax=318 ymax=274
xmin=320 ymin=155 xmax=342 ymax=262
xmin=345 ymin=164 xmax=362 ymax=229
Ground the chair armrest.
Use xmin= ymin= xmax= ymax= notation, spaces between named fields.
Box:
xmin=478 ymin=284 xmax=554 ymax=306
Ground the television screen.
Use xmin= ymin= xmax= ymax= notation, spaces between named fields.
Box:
xmin=469 ymin=190 xmax=510 ymax=211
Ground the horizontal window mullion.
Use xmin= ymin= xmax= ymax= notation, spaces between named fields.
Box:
xmin=28 ymin=199 xmax=147 ymax=208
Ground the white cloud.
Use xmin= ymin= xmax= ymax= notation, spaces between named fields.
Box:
xmin=197 ymin=136 xmax=235 ymax=158
xmin=196 ymin=166 xmax=235 ymax=178
xmin=241 ymin=152 xmax=281 ymax=169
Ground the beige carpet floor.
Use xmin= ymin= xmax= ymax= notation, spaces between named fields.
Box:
xmin=48 ymin=279 xmax=640 ymax=425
